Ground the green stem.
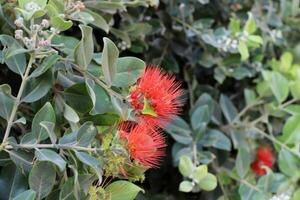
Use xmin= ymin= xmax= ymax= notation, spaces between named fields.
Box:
xmin=71 ymin=63 xmax=125 ymax=101
xmin=5 ymin=143 xmax=102 ymax=153
xmin=231 ymin=100 xmax=264 ymax=124
xmin=192 ymin=141 xmax=198 ymax=165
xmin=2 ymin=55 xmax=34 ymax=143
xmin=87 ymin=71 xmax=125 ymax=101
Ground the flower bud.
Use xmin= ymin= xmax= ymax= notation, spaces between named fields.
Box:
xmin=14 ymin=29 xmax=23 ymax=40
xmin=24 ymin=37 xmax=34 ymax=47
xmin=38 ymin=39 xmax=51 ymax=47
xmin=40 ymin=19 xmax=49 ymax=28
xmin=39 ymin=31 xmax=48 ymax=37
xmin=14 ymin=17 xmax=24 ymax=28
xmin=31 ymin=24 xmax=41 ymax=31
xmin=50 ymin=27 xmax=59 ymax=34
xmin=75 ymin=1 xmax=85 ymax=10
xmin=25 ymin=1 xmax=41 ymax=12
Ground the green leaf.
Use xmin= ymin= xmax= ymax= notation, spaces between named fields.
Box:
xmin=9 ymin=150 xmax=34 ymax=174
xmin=5 ymin=53 xmax=26 ymax=75
xmin=76 ymin=122 xmax=97 ymax=147
xmin=256 ymin=171 xmax=274 ymax=192
xmin=82 ymin=113 xmax=119 ymax=126
xmin=165 ymin=116 xmax=192 ymax=145
xmin=112 ymin=57 xmax=145 ymax=87
xmin=0 ymin=164 xmax=28 ymax=199
xmin=101 ymin=37 xmax=119 ymax=87
xmin=0 ymin=85 xmax=14 ymax=120
xmin=75 ymin=151 xmax=102 ymax=182
xmin=64 ymin=83 xmax=93 ymax=114
xmin=74 ymin=25 xmax=94 ymax=70
xmin=78 ymin=174 xmax=96 ymax=194
xmin=279 ymin=114 xmax=300 ymax=144
xmin=278 ymin=149 xmax=300 ymax=177
xmin=12 ymin=190 xmax=36 ymax=200
xmin=40 ymin=121 xmax=57 ymax=144
xmin=63 ymin=103 xmax=80 ymax=123
xmin=235 ymin=148 xmax=251 ymax=178
xmin=110 ymin=28 xmax=131 ymax=46
xmin=52 ymin=35 xmax=79 ymax=58
xmin=16 ymin=0 xmax=47 ymax=19
xmin=198 ymin=173 xmax=217 ymax=191
xmin=191 ymin=165 xmax=208 ymax=183
xmin=280 ymin=52 xmax=293 ymax=72
xmin=0 ymin=151 xmax=11 ymax=166
xmin=32 ymin=102 xmax=56 ymax=142
xmin=229 ymin=17 xmax=240 ymax=33
xmin=105 ymin=180 xmax=144 ymax=200
xmin=50 ymin=16 xmax=73 ymax=31
xmin=14 ymin=117 xmax=26 ymax=125
xmin=47 ymin=0 xmax=64 ymax=14
xmin=239 ymin=183 xmax=264 ymax=200
xmin=191 ymin=93 xmax=216 ymax=121
xmin=30 ymin=54 xmax=60 ymax=78
xmin=269 ymin=71 xmax=289 ymax=103
xmin=84 ymin=1 xmax=126 ymax=11
xmin=59 ymin=131 xmax=78 ymax=145
xmin=247 ymin=35 xmax=263 ymax=45
xmin=179 ymin=155 xmax=194 ymax=177
xmin=292 ymin=189 xmax=300 ymax=200
xmin=85 ymin=78 xmax=112 ymax=115
xmin=18 ymin=0 xmax=47 ymax=10
xmin=29 ymin=162 xmax=56 ymax=200
xmin=244 ymin=12 xmax=257 ymax=34
xmin=20 ymin=132 xmax=37 ymax=144
xmin=85 ymin=9 xmax=109 ymax=33
xmin=35 ymin=149 xmax=66 ymax=172
xmin=284 ymin=105 xmax=300 ymax=115
xmin=179 ymin=181 xmax=194 ymax=192
xmin=263 ymin=71 xmax=289 ymax=103
xmin=290 ymin=80 xmax=300 ymax=99
xmin=191 ymin=105 xmax=210 ymax=131
xmin=238 ymin=40 xmax=249 ymax=61
xmin=22 ymin=71 xmax=52 ymax=103
xmin=73 ymin=11 xmax=94 ymax=25
xmin=111 ymin=96 xmax=130 ymax=120
xmin=200 ymin=129 xmax=231 ymax=151
xmin=244 ymin=89 xmax=257 ymax=106
xmin=59 ymin=178 xmax=77 ymax=200
xmin=219 ymin=94 xmax=238 ymax=123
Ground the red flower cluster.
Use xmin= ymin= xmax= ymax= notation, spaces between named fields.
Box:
xmin=129 ymin=67 xmax=183 ymax=128
xmin=118 ymin=67 xmax=183 ymax=168
xmin=119 ymin=123 xmax=166 ymax=168
xmin=251 ymin=146 xmax=275 ymax=176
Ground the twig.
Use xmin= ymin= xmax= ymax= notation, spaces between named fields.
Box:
xmin=71 ymin=63 xmax=126 ymax=101
xmin=5 ymin=143 xmax=103 ymax=153
xmin=231 ymin=100 xmax=264 ymax=124
xmin=2 ymin=54 xmax=34 ymax=143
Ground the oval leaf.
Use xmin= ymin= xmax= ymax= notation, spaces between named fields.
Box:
xmin=29 ymin=162 xmax=56 ymax=199
xmin=105 ymin=180 xmax=144 ymax=200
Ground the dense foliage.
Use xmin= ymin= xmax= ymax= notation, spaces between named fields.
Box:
xmin=0 ymin=0 xmax=300 ymax=200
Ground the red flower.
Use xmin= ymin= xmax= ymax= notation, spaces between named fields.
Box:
xmin=119 ymin=122 xmax=166 ymax=168
xmin=251 ymin=146 xmax=275 ymax=176
xmin=129 ymin=67 xmax=183 ymax=128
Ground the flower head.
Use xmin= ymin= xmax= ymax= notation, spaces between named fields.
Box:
xmin=251 ymin=146 xmax=275 ymax=175
xmin=129 ymin=67 xmax=183 ymax=127
xmin=118 ymin=122 xmax=166 ymax=168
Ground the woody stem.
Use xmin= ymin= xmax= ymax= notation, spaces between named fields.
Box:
xmin=2 ymin=54 xmax=34 ymax=144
